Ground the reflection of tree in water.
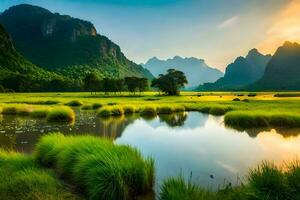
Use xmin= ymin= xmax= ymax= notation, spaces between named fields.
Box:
xmin=230 ymin=126 xmax=300 ymax=138
xmin=159 ymin=112 xmax=188 ymax=127
xmin=97 ymin=114 xmax=139 ymax=138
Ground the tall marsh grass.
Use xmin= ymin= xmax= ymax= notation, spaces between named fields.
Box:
xmin=159 ymin=161 xmax=300 ymax=200
xmin=225 ymin=111 xmax=300 ymax=128
xmin=35 ymin=133 xmax=154 ymax=200
xmin=46 ymin=107 xmax=75 ymax=122
xmin=0 ymin=150 xmax=78 ymax=200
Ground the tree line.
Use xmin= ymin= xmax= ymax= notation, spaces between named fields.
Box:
xmin=83 ymin=73 xmax=149 ymax=95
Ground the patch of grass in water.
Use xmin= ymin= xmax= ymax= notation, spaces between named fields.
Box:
xmin=122 ymin=105 xmax=136 ymax=115
xmin=30 ymin=108 xmax=49 ymax=118
xmin=2 ymin=106 xmax=18 ymax=115
xmin=46 ymin=107 xmax=75 ymax=123
xmin=140 ymin=106 xmax=157 ymax=117
xmin=224 ymin=111 xmax=300 ymax=129
xmin=92 ymin=103 xmax=102 ymax=109
xmin=17 ymin=107 xmax=33 ymax=116
xmin=157 ymin=106 xmax=173 ymax=114
xmin=65 ymin=100 xmax=83 ymax=107
xmin=81 ymin=105 xmax=93 ymax=110
xmin=35 ymin=133 xmax=154 ymax=200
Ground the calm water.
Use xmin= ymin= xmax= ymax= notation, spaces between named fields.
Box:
xmin=0 ymin=111 xmax=300 ymax=189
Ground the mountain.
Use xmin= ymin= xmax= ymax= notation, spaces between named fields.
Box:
xmin=0 ymin=24 xmax=70 ymax=92
xmin=143 ymin=56 xmax=223 ymax=87
xmin=197 ymin=49 xmax=271 ymax=91
xmin=249 ymin=42 xmax=300 ymax=90
xmin=0 ymin=4 xmax=153 ymax=79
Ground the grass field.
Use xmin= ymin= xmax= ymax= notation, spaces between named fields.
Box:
xmin=1 ymin=92 xmax=300 ymax=129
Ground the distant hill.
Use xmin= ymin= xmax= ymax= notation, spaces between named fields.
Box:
xmin=0 ymin=4 xmax=153 ymax=79
xmin=0 ymin=24 xmax=67 ymax=92
xmin=249 ymin=42 xmax=300 ymax=90
xmin=197 ymin=49 xmax=271 ymax=91
xmin=143 ymin=56 xmax=223 ymax=87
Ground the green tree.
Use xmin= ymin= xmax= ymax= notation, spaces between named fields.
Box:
xmin=83 ymin=73 xmax=101 ymax=95
xmin=151 ymin=69 xmax=187 ymax=95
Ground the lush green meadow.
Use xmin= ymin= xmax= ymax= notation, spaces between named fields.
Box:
xmin=1 ymin=92 xmax=300 ymax=129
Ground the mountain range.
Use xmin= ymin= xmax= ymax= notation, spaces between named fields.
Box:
xmin=249 ymin=42 xmax=300 ymax=90
xmin=0 ymin=4 xmax=153 ymax=80
xmin=197 ymin=49 xmax=272 ymax=91
xmin=143 ymin=56 xmax=223 ymax=87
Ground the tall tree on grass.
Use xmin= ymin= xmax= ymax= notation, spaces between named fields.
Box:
xmin=137 ymin=77 xmax=149 ymax=95
xmin=151 ymin=69 xmax=188 ymax=95
xmin=83 ymin=73 xmax=101 ymax=95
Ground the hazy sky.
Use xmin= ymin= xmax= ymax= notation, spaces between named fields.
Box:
xmin=1 ymin=0 xmax=299 ymax=71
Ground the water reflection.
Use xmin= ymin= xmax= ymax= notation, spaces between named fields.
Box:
xmin=0 ymin=111 xmax=299 ymax=189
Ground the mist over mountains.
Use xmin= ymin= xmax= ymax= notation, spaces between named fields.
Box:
xmin=143 ymin=56 xmax=223 ymax=87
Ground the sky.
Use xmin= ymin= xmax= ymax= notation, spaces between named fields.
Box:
xmin=0 ymin=0 xmax=299 ymax=71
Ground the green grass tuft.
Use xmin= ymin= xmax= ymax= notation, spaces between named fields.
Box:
xmin=2 ymin=107 xmax=18 ymax=115
xmin=65 ymin=100 xmax=83 ymax=107
xmin=81 ymin=105 xmax=93 ymax=110
xmin=46 ymin=107 xmax=75 ymax=123
xmin=157 ymin=106 xmax=173 ymax=114
xmin=225 ymin=111 xmax=300 ymax=129
xmin=35 ymin=133 xmax=154 ymax=200
xmin=0 ymin=150 xmax=79 ymax=200
xmin=140 ymin=106 xmax=157 ymax=116
xmin=30 ymin=108 xmax=49 ymax=118
xmin=123 ymin=105 xmax=136 ymax=115
xmin=92 ymin=103 xmax=103 ymax=109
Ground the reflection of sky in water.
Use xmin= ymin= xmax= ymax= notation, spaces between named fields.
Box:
xmin=0 ymin=112 xmax=300 ymax=189
xmin=116 ymin=113 xmax=300 ymax=189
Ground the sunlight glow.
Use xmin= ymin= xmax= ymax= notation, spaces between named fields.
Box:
xmin=259 ymin=0 xmax=300 ymax=54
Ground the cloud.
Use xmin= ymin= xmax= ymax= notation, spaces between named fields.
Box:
xmin=218 ymin=16 xmax=239 ymax=29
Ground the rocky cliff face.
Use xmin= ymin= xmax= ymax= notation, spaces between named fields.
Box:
xmin=0 ymin=4 xmax=153 ymax=79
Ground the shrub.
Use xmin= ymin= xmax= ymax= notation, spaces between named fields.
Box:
xmin=242 ymin=99 xmax=250 ymax=102
xmin=46 ymin=107 xmax=75 ymax=123
xmin=65 ymin=100 xmax=83 ymax=107
xmin=30 ymin=109 xmax=49 ymax=118
xmin=92 ymin=103 xmax=103 ymax=109
xmin=43 ymin=100 xmax=60 ymax=105
xmin=157 ymin=106 xmax=173 ymax=114
xmin=35 ymin=133 xmax=154 ymax=200
xmin=123 ymin=105 xmax=135 ymax=115
xmin=2 ymin=107 xmax=18 ymax=115
xmin=107 ymin=102 xmax=117 ymax=106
